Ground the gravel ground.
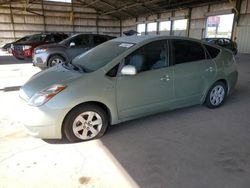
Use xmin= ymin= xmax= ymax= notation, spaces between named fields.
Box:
xmin=0 ymin=51 xmax=250 ymax=188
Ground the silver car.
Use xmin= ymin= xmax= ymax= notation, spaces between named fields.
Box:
xmin=20 ymin=35 xmax=238 ymax=142
xmin=33 ymin=34 xmax=115 ymax=69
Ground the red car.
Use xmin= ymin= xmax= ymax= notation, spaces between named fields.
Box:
xmin=12 ymin=33 xmax=68 ymax=60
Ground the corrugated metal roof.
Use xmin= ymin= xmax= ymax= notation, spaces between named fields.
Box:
xmin=0 ymin=0 xmax=228 ymax=19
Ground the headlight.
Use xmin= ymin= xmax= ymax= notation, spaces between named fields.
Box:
xmin=28 ymin=84 xmax=67 ymax=107
xmin=23 ymin=45 xmax=32 ymax=50
xmin=35 ymin=48 xmax=48 ymax=54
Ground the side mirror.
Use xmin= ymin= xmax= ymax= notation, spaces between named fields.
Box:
xmin=121 ymin=65 xmax=137 ymax=76
xmin=69 ymin=42 xmax=75 ymax=47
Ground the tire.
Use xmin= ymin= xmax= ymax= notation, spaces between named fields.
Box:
xmin=48 ymin=55 xmax=64 ymax=67
xmin=63 ymin=104 xmax=109 ymax=142
xmin=204 ymin=81 xmax=227 ymax=108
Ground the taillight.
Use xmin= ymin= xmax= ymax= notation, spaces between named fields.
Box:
xmin=24 ymin=49 xmax=32 ymax=57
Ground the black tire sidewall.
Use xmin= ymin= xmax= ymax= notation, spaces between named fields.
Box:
xmin=205 ymin=81 xmax=227 ymax=108
xmin=63 ymin=104 xmax=108 ymax=142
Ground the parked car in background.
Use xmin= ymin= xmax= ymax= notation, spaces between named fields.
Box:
xmin=20 ymin=36 xmax=238 ymax=142
xmin=32 ymin=34 xmax=116 ymax=69
xmin=1 ymin=35 xmax=30 ymax=53
xmin=12 ymin=33 xmax=68 ymax=60
xmin=202 ymin=38 xmax=238 ymax=55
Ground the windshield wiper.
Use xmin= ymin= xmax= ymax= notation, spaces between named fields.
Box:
xmin=63 ymin=60 xmax=85 ymax=73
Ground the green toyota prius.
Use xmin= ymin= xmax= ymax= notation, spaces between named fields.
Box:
xmin=19 ymin=35 xmax=238 ymax=142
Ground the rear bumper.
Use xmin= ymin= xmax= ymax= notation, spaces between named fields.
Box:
xmin=228 ymin=70 xmax=238 ymax=95
xmin=12 ymin=50 xmax=32 ymax=59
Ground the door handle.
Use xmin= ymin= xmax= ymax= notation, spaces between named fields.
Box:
xmin=160 ymin=75 xmax=170 ymax=81
xmin=206 ymin=67 xmax=214 ymax=72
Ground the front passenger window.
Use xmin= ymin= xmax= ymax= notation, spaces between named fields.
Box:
xmin=70 ymin=37 xmax=82 ymax=46
xmin=123 ymin=40 xmax=168 ymax=74
xmin=70 ymin=36 xmax=89 ymax=47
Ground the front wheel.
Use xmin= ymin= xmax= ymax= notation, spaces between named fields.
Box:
xmin=63 ymin=104 xmax=108 ymax=142
xmin=204 ymin=81 xmax=227 ymax=108
xmin=48 ymin=55 xmax=64 ymax=67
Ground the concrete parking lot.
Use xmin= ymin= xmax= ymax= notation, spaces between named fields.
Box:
xmin=0 ymin=51 xmax=250 ymax=188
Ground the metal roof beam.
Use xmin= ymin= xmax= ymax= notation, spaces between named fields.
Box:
xmin=130 ymin=0 xmax=160 ymax=16
xmin=99 ymin=0 xmax=137 ymax=18
xmin=81 ymin=0 xmax=100 ymax=8
xmin=100 ymin=0 xmax=163 ymax=16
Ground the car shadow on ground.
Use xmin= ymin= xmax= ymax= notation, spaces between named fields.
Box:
xmin=0 ymin=55 xmax=32 ymax=65
xmin=43 ymin=85 xmax=244 ymax=146
xmin=0 ymin=86 xmax=21 ymax=92
xmin=41 ymin=54 xmax=249 ymax=187
xmin=42 ymin=138 xmax=70 ymax=144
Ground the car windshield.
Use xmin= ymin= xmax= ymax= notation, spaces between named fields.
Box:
xmin=27 ymin=34 xmax=47 ymax=42
xmin=72 ymin=41 xmax=134 ymax=72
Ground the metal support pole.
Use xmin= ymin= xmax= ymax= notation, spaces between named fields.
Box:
xmin=119 ymin=19 xmax=122 ymax=36
xmin=170 ymin=10 xmax=174 ymax=36
xmin=9 ymin=2 xmax=16 ymax=40
xmin=187 ymin=8 xmax=192 ymax=37
xmin=145 ymin=16 xmax=148 ymax=35
xmin=71 ymin=0 xmax=75 ymax=33
xmin=232 ymin=0 xmax=243 ymax=41
xmin=156 ymin=13 xmax=160 ymax=35
xmin=96 ymin=15 xmax=99 ymax=34
xmin=41 ymin=0 xmax=46 ymax=32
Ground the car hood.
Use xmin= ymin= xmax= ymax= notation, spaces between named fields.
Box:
xmin=20 ymin=64 xmax=82 ymax=100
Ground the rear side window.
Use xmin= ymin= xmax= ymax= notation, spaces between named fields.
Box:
xmin=171 ymin=39 xmax=206 ymax=65
xmin=204 ymin=44 xmax=220 ymax=58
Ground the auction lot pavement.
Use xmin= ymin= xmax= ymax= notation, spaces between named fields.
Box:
xmin=0 ymin=50 xmax=250 ymax=188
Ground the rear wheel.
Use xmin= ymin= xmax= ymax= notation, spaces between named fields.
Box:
xmin=48 ymin=55 xmax=64 ymax=67
xmin=204 ymin=81 xmax=227 ymax=108
xmin=63 ymin=104 xmax=108 ymax=142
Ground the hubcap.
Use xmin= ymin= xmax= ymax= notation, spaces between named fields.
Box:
xmin=51 ymin=58 xmax=63 ymax=66
xmin=72 ymin=111 xmax=102 ymax=140
xmin=209 ymin=85 xmax=225 ymax=106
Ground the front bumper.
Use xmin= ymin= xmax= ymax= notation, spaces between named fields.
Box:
xmin=32 ymin=52 xmax=49 ymax=68
xmin=19 ymin=98 xmax=70 ymax=139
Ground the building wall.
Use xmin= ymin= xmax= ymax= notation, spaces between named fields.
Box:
xmin=1 ymin=1 xmax=250 ymax=53
xmin=237 ymin=0 xmax=250 ymax=53
xmin=121 ymin=1 xmax=250 ymax=53
xmin=0 ymin=1 xmax=120 ymax=45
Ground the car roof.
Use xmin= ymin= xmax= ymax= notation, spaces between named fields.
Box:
xmin=71 ymin=33 xmax=113 ymax=36
xmin=112 ymin=35 xmax=203 ymax=44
